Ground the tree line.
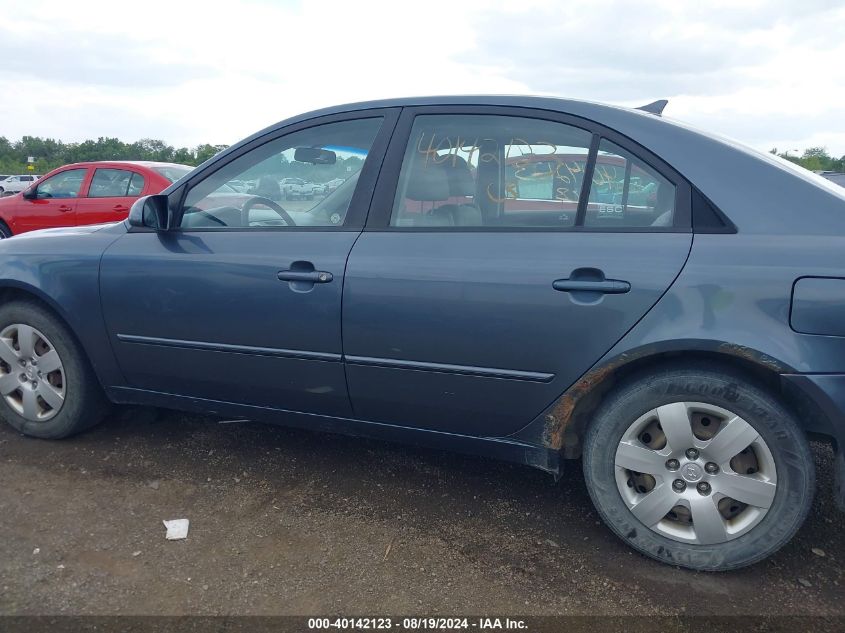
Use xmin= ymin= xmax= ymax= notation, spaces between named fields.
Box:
xmin=0 ymin=136 xmax=230 ymax=175
xmin=770 ymin=146 xmax=845 ymax=173
xmin=1 ymin=135 xmax=843 ymax=177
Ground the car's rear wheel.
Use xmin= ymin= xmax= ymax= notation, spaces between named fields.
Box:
xmin=0 ymin=300 xmax=108 ymax=438
xmin=0 ymin=222 xmax=11 ymax=238
xmin=582 ymin=363 xmax=814 ymax=570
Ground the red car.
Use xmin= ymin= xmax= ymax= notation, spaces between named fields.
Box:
xmin=0 ymin=161 xmax=193 ymax=238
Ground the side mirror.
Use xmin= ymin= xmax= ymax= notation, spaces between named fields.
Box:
xmin=294 ymin=147 xmax=336 ymax=165
xmin=127 ymin=194 xmax=173 ymax=230
xmin=21 ymin=187 xmax=36 ymax=200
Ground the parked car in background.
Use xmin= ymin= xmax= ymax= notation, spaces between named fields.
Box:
xmin=325 ymin=177 xmax=345 ymax=193
xmin=227 ymin=179 xmax=249 ymax=192
xmin=0 ymin=161 xmax=192 ymax=237
xmin=0 ymin=174 xmax=40 ymax=196
xmin=819 ymin=171 xmax=845 ymax=188
xmin=280 ymin=177 xmax=314 ymax=200
xmin=0 ymin=96 xmax=843 ymax=573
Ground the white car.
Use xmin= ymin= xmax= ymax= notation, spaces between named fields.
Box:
xmin=226 ymin=179 xmax=249 ymax=193
xmin=325 ymin=177 xmax=345 ymax=193
xmin=0 ymin=174 xmax=40 ymax=195
xmin=279 ymin=177 xmax=314 ymax=200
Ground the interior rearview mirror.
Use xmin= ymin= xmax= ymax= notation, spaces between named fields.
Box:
xmin=127 ymin=194 xmax=173 ymax=231
xmin=293 ymin=147 xmax=336 ymax=165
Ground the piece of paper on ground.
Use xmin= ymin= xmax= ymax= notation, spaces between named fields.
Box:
xmin=163 ymin=518 xmax=190 ymax=540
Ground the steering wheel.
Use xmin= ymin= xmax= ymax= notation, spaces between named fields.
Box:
xmin=241 ymin=196 xmax=296 ymax=227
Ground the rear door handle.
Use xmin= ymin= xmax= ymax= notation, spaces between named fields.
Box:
xmin=552 ymin=279 xmax=630 ymax=294
xmin=113 ymin=204 xmax=129 ymax=212
xmin=277 ymin=270 xmax=333 ymax=283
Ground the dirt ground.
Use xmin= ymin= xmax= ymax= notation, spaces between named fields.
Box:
xmin=0 ymin=407 xmax=842 ymax=618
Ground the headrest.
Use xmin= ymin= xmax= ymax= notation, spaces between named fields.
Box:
xmin=441 ymin=155 xmax=475 ymax=197
xmin=655 ymin=182 xmax=674 ymax=211
xmin=405 ymin=161 xmax=450 ymax=201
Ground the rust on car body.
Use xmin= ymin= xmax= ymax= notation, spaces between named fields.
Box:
xmin=540 ymin=343 xmax=792 ymax=455
xmin=542 ymin=357 xmax=623 ymax=452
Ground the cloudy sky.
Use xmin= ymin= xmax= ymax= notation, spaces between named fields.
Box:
xmin=2 ymin=0 xmax=844 ymax=157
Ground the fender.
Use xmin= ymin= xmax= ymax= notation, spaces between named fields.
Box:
xmin=0 ymin=223 xmax=128 ymax=389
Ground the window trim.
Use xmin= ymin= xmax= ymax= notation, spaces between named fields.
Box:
xmin=365 ymin=105 xmax=692 ymax=233
xmin=575 ymin=133 xmax=600 ymax=226
xmin=138 ymin=108 xmax=401 ymax=234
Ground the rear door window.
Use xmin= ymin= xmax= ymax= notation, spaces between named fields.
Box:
xmin=389 ymin=114 xmax=593 ymax=228
xmin=89 ymin=169 xmax=136 ymax=198
xmin=585 ymin=139 xmax=676 ymax=228
xmin=128 ymin=172 xmax=145 ymax=196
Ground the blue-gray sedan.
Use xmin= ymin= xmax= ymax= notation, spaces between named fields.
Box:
xmin=0 ymin=96 xmax=843 ymax=571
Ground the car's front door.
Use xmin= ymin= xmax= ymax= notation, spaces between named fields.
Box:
xmin=17 ymin=168 xmax=88 ymax=233
xmin=342 ymin=108 xmax=693 ymax=437
xmin=100 ymin=111 xmax=397 ymax=416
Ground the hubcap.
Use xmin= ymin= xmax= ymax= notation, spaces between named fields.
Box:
xmin=614 ymin=402 xmax=777 ymax=545
xmin=0 ymin=324 xmax=65 ymax=422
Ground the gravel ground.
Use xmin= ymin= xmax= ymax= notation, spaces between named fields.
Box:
xmin=0 ymin=407 xmax=842 ymax=618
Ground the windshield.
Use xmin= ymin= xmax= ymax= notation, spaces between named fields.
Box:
xmin=152 ymin=164 xmax=194 ymax=183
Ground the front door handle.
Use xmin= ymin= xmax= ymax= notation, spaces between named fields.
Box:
xmin=277 ymin=270 xmax=333 ymax=283
xmin=58 ymin=205 xmax=72 ymax=212
xmin=552 ymin=279 xmax=630 ymax=294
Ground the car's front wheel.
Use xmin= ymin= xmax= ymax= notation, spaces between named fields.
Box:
xmin=0 ymin=300 xmax=108 ymax=438
xmin=583 ymin=362 xmax=814 ymax=571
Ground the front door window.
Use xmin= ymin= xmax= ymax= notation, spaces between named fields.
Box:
xmin=35 ymin=169 xmax=86 ymax=199
xmin=180 ymin=118 xmax=384 ymax=230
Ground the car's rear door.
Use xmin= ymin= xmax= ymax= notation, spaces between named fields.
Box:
xmin=342 ymin=106 xmax=693 ymax=437
xmin=78 ymin=167 xmax=146 ymax=226
xmin=100 ymin=110 xmax=398 ymax=416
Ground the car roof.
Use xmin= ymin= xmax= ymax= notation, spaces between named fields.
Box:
xmin=55 ymin=160 xmax=192 ymax=170
xmin=256 ymin=94 xmax=651 ymax=138
xmin=284 ymin=94 xmax=625 ymax=117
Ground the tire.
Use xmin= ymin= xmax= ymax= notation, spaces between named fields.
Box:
xmin=0 ymin=300 xmax=109 ymax=439
xmin=0 ymin=221 xmax=11 ymax=238
xmin=582 ymin=362 xmax=814 ymax=571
